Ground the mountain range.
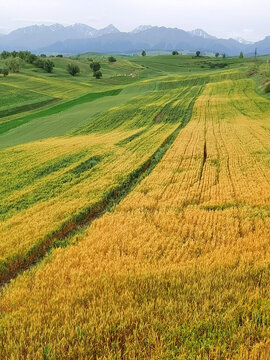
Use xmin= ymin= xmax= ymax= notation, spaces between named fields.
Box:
xmin=0 ymin=23 xmax=268 ymax=56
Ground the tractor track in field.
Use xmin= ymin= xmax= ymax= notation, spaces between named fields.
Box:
xmin=0 ymin=86 xmax=203 ymax=289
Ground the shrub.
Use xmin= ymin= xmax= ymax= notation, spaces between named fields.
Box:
xmin=211 ymin=62 xmax=227 ymax=69
xmin=17 ymin=51 xmax=30 ymax=61
xmin=90 ymin=62 xmax=101 ymax=72
xmin=1 ymin=68 xmax=9 ymax=77
xmin=34 ymin=58 xmax=45 ymax=69
xmin=5 ymin=57 xmax=23 ymax=73
xmin=0 ymin=51 xmax=10 ymax=59
xmin=27 ymin=53 xmax=38 ymax=64
xmin=108 ymin=56 xmax=117 ymax=63
xmin=43 ymin=60 xmax=54 ymax=73
xmin=93 ymin=70 xmax=102 ymax=79
xmin=67 ymin=63 xmax=80 ymax=76
xmin=172 ymin=51 xmax=179 ymax=55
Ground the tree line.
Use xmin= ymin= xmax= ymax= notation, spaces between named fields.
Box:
xmin=0 ymin=50 xmax=118 ymax=79
xmin=0 ymin=50 xmax=54 ymax=75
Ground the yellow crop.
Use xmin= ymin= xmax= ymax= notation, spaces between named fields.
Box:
xmin=1 ymin=74 xmax=270 ymax=359
xmin=0 ymin=78 xmax=201 ymax=283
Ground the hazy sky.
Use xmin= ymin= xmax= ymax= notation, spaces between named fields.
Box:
xmin=0 ymin=0 xmax=269 ymax=41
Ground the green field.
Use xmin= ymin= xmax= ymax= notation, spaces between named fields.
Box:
xmin=0 ymin=53 xmax=270 ymax=359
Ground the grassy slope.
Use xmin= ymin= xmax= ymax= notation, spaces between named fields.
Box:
xmin=0 ymin=56 xmax=144 ymax=147
xmin=0 ymin=56 xmax=140 ymax=121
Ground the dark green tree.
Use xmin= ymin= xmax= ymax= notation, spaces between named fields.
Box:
xmin=27 ymin=53 xmax=38 ymax=64
xmin=90 ymin=62 xmax=101 ymax=72
xmin=215 ymin=52 xmax=219 ymax=58
xmin=0 ymin=51 xmax=10 ymax=59
xmin=34 ymin=58 xmax=45 ymax=69
xmin=18 ymin=51 xmax=31 ymax=61
xmin=239 ymin=51 xmax=244 ymax=58
xmin=222 ymin=53 xmax=226 ymax=58
xmin=43 ymin=60 xmax=54 ymax=73
xmin=172 ymin=51 xmax=179 ymax=55
xmin=5 ymin=57 xmax=23 ymax=72
xmin=67 ymin=63 xmax=80 ymax=76
xmin=93 ymin=70 xmax=102 ymax=79
xmin=108 ymin=56 xmax=117 ymax=63
xmin=11 ymin=51 xmax=18 ymax=58
xmin=196 ymin=51 xmax=201 ymax=57
xmin=141 ymin=50 xmax=146 ymax=56
xmin=1 ymin=68 xmax=9 ymax=77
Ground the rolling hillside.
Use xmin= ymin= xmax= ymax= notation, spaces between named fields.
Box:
xmin=0 ymin=53 xmax=270 ymax=359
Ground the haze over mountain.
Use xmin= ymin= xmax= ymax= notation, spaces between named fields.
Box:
xmin=189 ymin=29 xmax=217 ymax=40
xmin=0 ymin=23 xmax=267 ymax=56
xmin=0 ymin=23 xmax=120 ymax=51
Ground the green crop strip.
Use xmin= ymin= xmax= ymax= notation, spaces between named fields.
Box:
xmin=0 ymin=98 xmax=59 ymax=119
xmin=0 ymin=89 xmax=122 ymax=135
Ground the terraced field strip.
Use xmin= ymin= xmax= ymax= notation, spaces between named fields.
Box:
xmin=0 ymin=80 xmax=202 ymax=285
xmin=0 ymin=70 xmax=245 ymax=150
xmin=0 ymin=73 xmax=94 ymax=99
xmin=0 ymin=98 xmax=59 ymax=119
xmin=1 ymin=77 xmax=269 ymax=359
xmin=0 ymin=83 xmax=56 ymax=120
xmin=0 ymin=89 xmax=122 ymax=135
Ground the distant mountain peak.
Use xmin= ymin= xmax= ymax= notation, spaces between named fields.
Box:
xmin=131 ymin=25 xmax=153 ymax=34
xmin=189 ymin=28 xmax=216 ymax=39
xmin=101 ymin=24 xmax=119 ymax=33
xmin=234 ymin=37 xmax=254 ymax=45
xmin=1 ymin=23 xmax=269 ymax=56
xmin=72 ymin=23 xmax=96 ymax=30
xmin=50 ymin=23 xmax=64 ymax=29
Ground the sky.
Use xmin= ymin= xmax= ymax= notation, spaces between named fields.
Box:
xmin=0 ymin=0 xmax=269 ymax=42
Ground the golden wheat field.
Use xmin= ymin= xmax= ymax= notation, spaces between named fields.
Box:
xmin=0 ymin=64 xmax=270 ymax=359
xmin=0 ymin=78 xmax=204 ymax=283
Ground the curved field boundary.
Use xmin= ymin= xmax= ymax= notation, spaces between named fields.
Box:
xmin=0 ymin=89 xmax=122 ymax=135
xmin=0 ymin=98 xmax=59 ymax=119
xmin=0 ymin=86 xmax=203 ymax=287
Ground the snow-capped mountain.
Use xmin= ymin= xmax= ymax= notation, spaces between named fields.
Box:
xmin=0 ymin=23 xmax=119 ymax=50
xmin=189 ymin=29 xmax=216 ymax=39
xmin=234 ymin=37 xmax=254 ymax=45
xmin=96 ymin=24 xmax=120 ymax=37
xmin=131 ymin=25 xmax=153 ymax=34
xmin=0 ymin=23 xmax=267 ymax=56
xmin=69 ymin=23 xmax=97 ymax=37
